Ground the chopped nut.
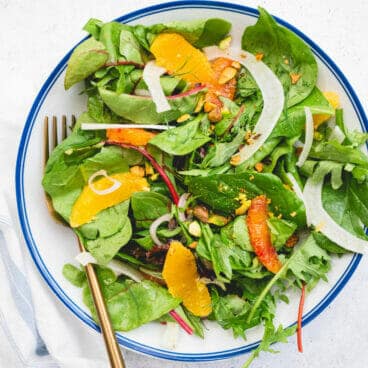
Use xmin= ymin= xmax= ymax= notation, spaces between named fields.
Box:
xmin=315 ymin=221 xmax=326 ymax=232
xmin=245 ymin=130 xmax=252 ymax=140
xmin=255 ymin=162 xmax=263 ymax=172
xmin=255 ymin=53 xmax=264 ymax=61
xmin=188 ymin=241 xmax=198 ymax=249
xmin=177 ymin=113 xmax=191 ymax=123
xmin=208 ymin=214 xmax=230 ymax=226
xmin=290 ymin=211 xmax=297 ymax=217
xmin=277 ymin=214 xmax=283 ymax=219
xmin=230 ymin=154 xmax=241 ymax=166
xmin=231 ymin=61 xmax=241 ymax=70
xmin=193 ymin=205 xmax=209 ymax=223
xmin=240 ymin=53 xmax=247 ymax=59
xmin=249 ymin=175 xmax=255 ymax=181
xmin=283 ymin=184 xmax=292 ymax=191
xmin=284 ymin=58 xmax=289 ymax=65
xmin=246 ymin=138 xmax=254 ymax=145
xmin=266 ymin=198 xmax=272 ymax=204
xmin=208 ymin=107 xmax=222 ymax=122
xmin=204 ymin=101 xmax=217 ymax=112
xmin=130 ymin=166 xmax=145 ymax=177
xmin=188 ymin=221 xmax=201 ymax=237
xmin=219 ymin=35 xmax=232 ymax=50
xmin=218 ymin=67 xmax=237 ymax=85
xmin=145 ymin=162 xmax=154 ymax=176
xmin=285 ymin=234 xmax=299 ymax=248
xmin=235 ymin=193 xmax=251 ymax=215
xmin=268 ymin=211 xmax=274 ymax=218
xmin=150 ymin=173 xmax=159 ymax=181
xmin=290 ymin=73 xmax=301 ymax=84
xmin=194 ymin=95 xmax=205 ymax=113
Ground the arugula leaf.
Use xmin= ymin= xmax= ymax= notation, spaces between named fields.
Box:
xmin=187 ymin=172 xmax=306 ymax=226
xmin=99 ymin=87 xmax=203 ymax=124
xmin=131 ymin=191 xmax=170 ymax=228
xmin=242 ymin=322 xmax=296 ymax=368
xmin=150 ymin=117 xmax=210 ymax=156
xmin=242 ymin=7 xmax=317 ymax=107
xmin=211 ymin=289 xmax=251 ymax=338
xmin=267 ymin=217 xmax=297 ymax=250
xmin=64 ymin=38 xmax=108 ymax=90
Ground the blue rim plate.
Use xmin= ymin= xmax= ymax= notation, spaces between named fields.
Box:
xmin=16 ymin=1 xmax=365 ymax=362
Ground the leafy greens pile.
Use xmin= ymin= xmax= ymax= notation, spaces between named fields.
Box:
xmin=42 ymin=7 xmax=368 ymax=366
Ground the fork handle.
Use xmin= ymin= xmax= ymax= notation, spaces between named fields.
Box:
xmin=80 ymin=241 xmax=125 ymax=367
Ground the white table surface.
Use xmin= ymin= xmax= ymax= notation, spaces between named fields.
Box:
xmin=1 ymin=0 xmax=367 ymax=367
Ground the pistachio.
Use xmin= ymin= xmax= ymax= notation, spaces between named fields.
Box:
xmin=188 ymin=221 xmax=201 ymax=237
xmin=218 ymin=67 xmax=237 ymax=85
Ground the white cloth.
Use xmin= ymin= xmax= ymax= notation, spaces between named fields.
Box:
xmin=1 ymin=1 xmax=368 ymax=368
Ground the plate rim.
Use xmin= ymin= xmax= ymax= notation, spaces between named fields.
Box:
xmin=15 ymin=0 xmax=365 ymax=362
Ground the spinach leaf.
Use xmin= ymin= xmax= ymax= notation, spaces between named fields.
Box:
xmin=145 ymin=18 xmax=231 ymax=48
xmin=242 ymin=7 xmax=317 ymax=107
xmin=99 ymin=87 xmax=203 ymax=124
xmin=84 ymin=201 xmax=132 ymax=264
xmin=64 ymin=38 xmax=108 ymax=90
xmin=201 ymin=130 xmax=245 ymax=168
xmin=242 ymin=322 xmax=296 ymax=368
xmin=149 ymin=117 xmax=210 ymax=156
xmin=271 ymin=87 xmax=333 ymax=139
xmin=187 ymin=172 xmax=306 ymax=226
xmin=79 ymin=200 xmax=130 ymax=240
xmin=131 ymin=191 xmax=170 ymax=228
xmin=77 ymin=266 xmax=180 ymax=331
xmin=119 ymin=29 xmax=143 ymax=63
xmin=62 ymin=264 xmax=86 ymax=287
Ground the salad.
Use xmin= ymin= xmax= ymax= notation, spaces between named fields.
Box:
xmin=42 ymin=7 xmax=368 ymax=366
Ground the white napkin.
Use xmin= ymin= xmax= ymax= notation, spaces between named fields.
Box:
xmin=0 ymin=192 xmax=110 ymax=368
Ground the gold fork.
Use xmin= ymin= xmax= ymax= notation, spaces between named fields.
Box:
xmin=43 ymin=115 xmax=125 ymax=368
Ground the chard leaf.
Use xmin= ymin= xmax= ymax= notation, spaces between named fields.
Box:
xmin=119 ymin=29 xmax=143 ymax=63
xmin=150 ymin=117 xmax=211 ymax=156
xmin=242 ymin=7 xmax=317 ymax=107
xmin=64 ymin=38 xmax=108 ymax=90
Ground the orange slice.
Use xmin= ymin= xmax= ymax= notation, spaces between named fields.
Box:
xmin=106 ymin=128 xmax=156 ymax=146
xmin=162 ymin=241 xmax=212 ymax=317
xmin=313 ymin=92 xmax=340 ymax=128
xmin=70 ymin=172 xmax=149 ymax=227
xmin=150 ymin=33 xmax=216 ymax=84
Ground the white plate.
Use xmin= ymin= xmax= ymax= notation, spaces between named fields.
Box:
xmin=16 ymin=0 xmax=366 ymax=362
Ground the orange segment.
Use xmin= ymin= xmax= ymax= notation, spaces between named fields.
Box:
xmin=70 ymin=172 xmax=149 ymax=227
xmin=313 ymin=91 xmax=340 ymax=128
xmin=162 ymin=241 xmax=212 ymax=317
xmin=150 ymin=33 xmax=216 ymax=84
xmin=106 ymin=128 xmax=156 ymax=146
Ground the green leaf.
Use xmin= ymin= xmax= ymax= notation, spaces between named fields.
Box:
xmin=81 ymin=271 xmax=180 ymax=331
xmin=187 ymin=172 xmax=306 ymax=226
xmin=242 ymin=321 xmax=296 ymax=368
xmin=211 ymin=289 xmax=251 ymax=338
xmin=119 ymin=29 xmax=143 ymax=63
xmin=242 ymin=7 xmax=317 ymax=107
xmin=201 ymin=130 xmax=245 ymax=168
xmin=313 ymin=232 xmax=349 ymax=254
xmin=147 ymin=18 xmax=231 ymax=48
xmin=62 ymin=264 xmax=86 ymax=287
xmin=79 ymin=200 xmax=130 ymax=240
xmin=131 ymin=191 xmax=170 ymax=228
xmin=85 ymin=219 xmax=132 ymax=264
xmin=149 ymin=117 xmax=210 ymax=156
xmin=99 ymin=87 xmax=203 ymax=124
xmin=64 ymin=38 xmax=108 ymax=90
xmin=267 ymin=218 xmax=297 ymax=250
xmin=99 ymin=22 xmax=124 ymax=62
xmin=83 ymin=18 xmax=103 ymax=39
